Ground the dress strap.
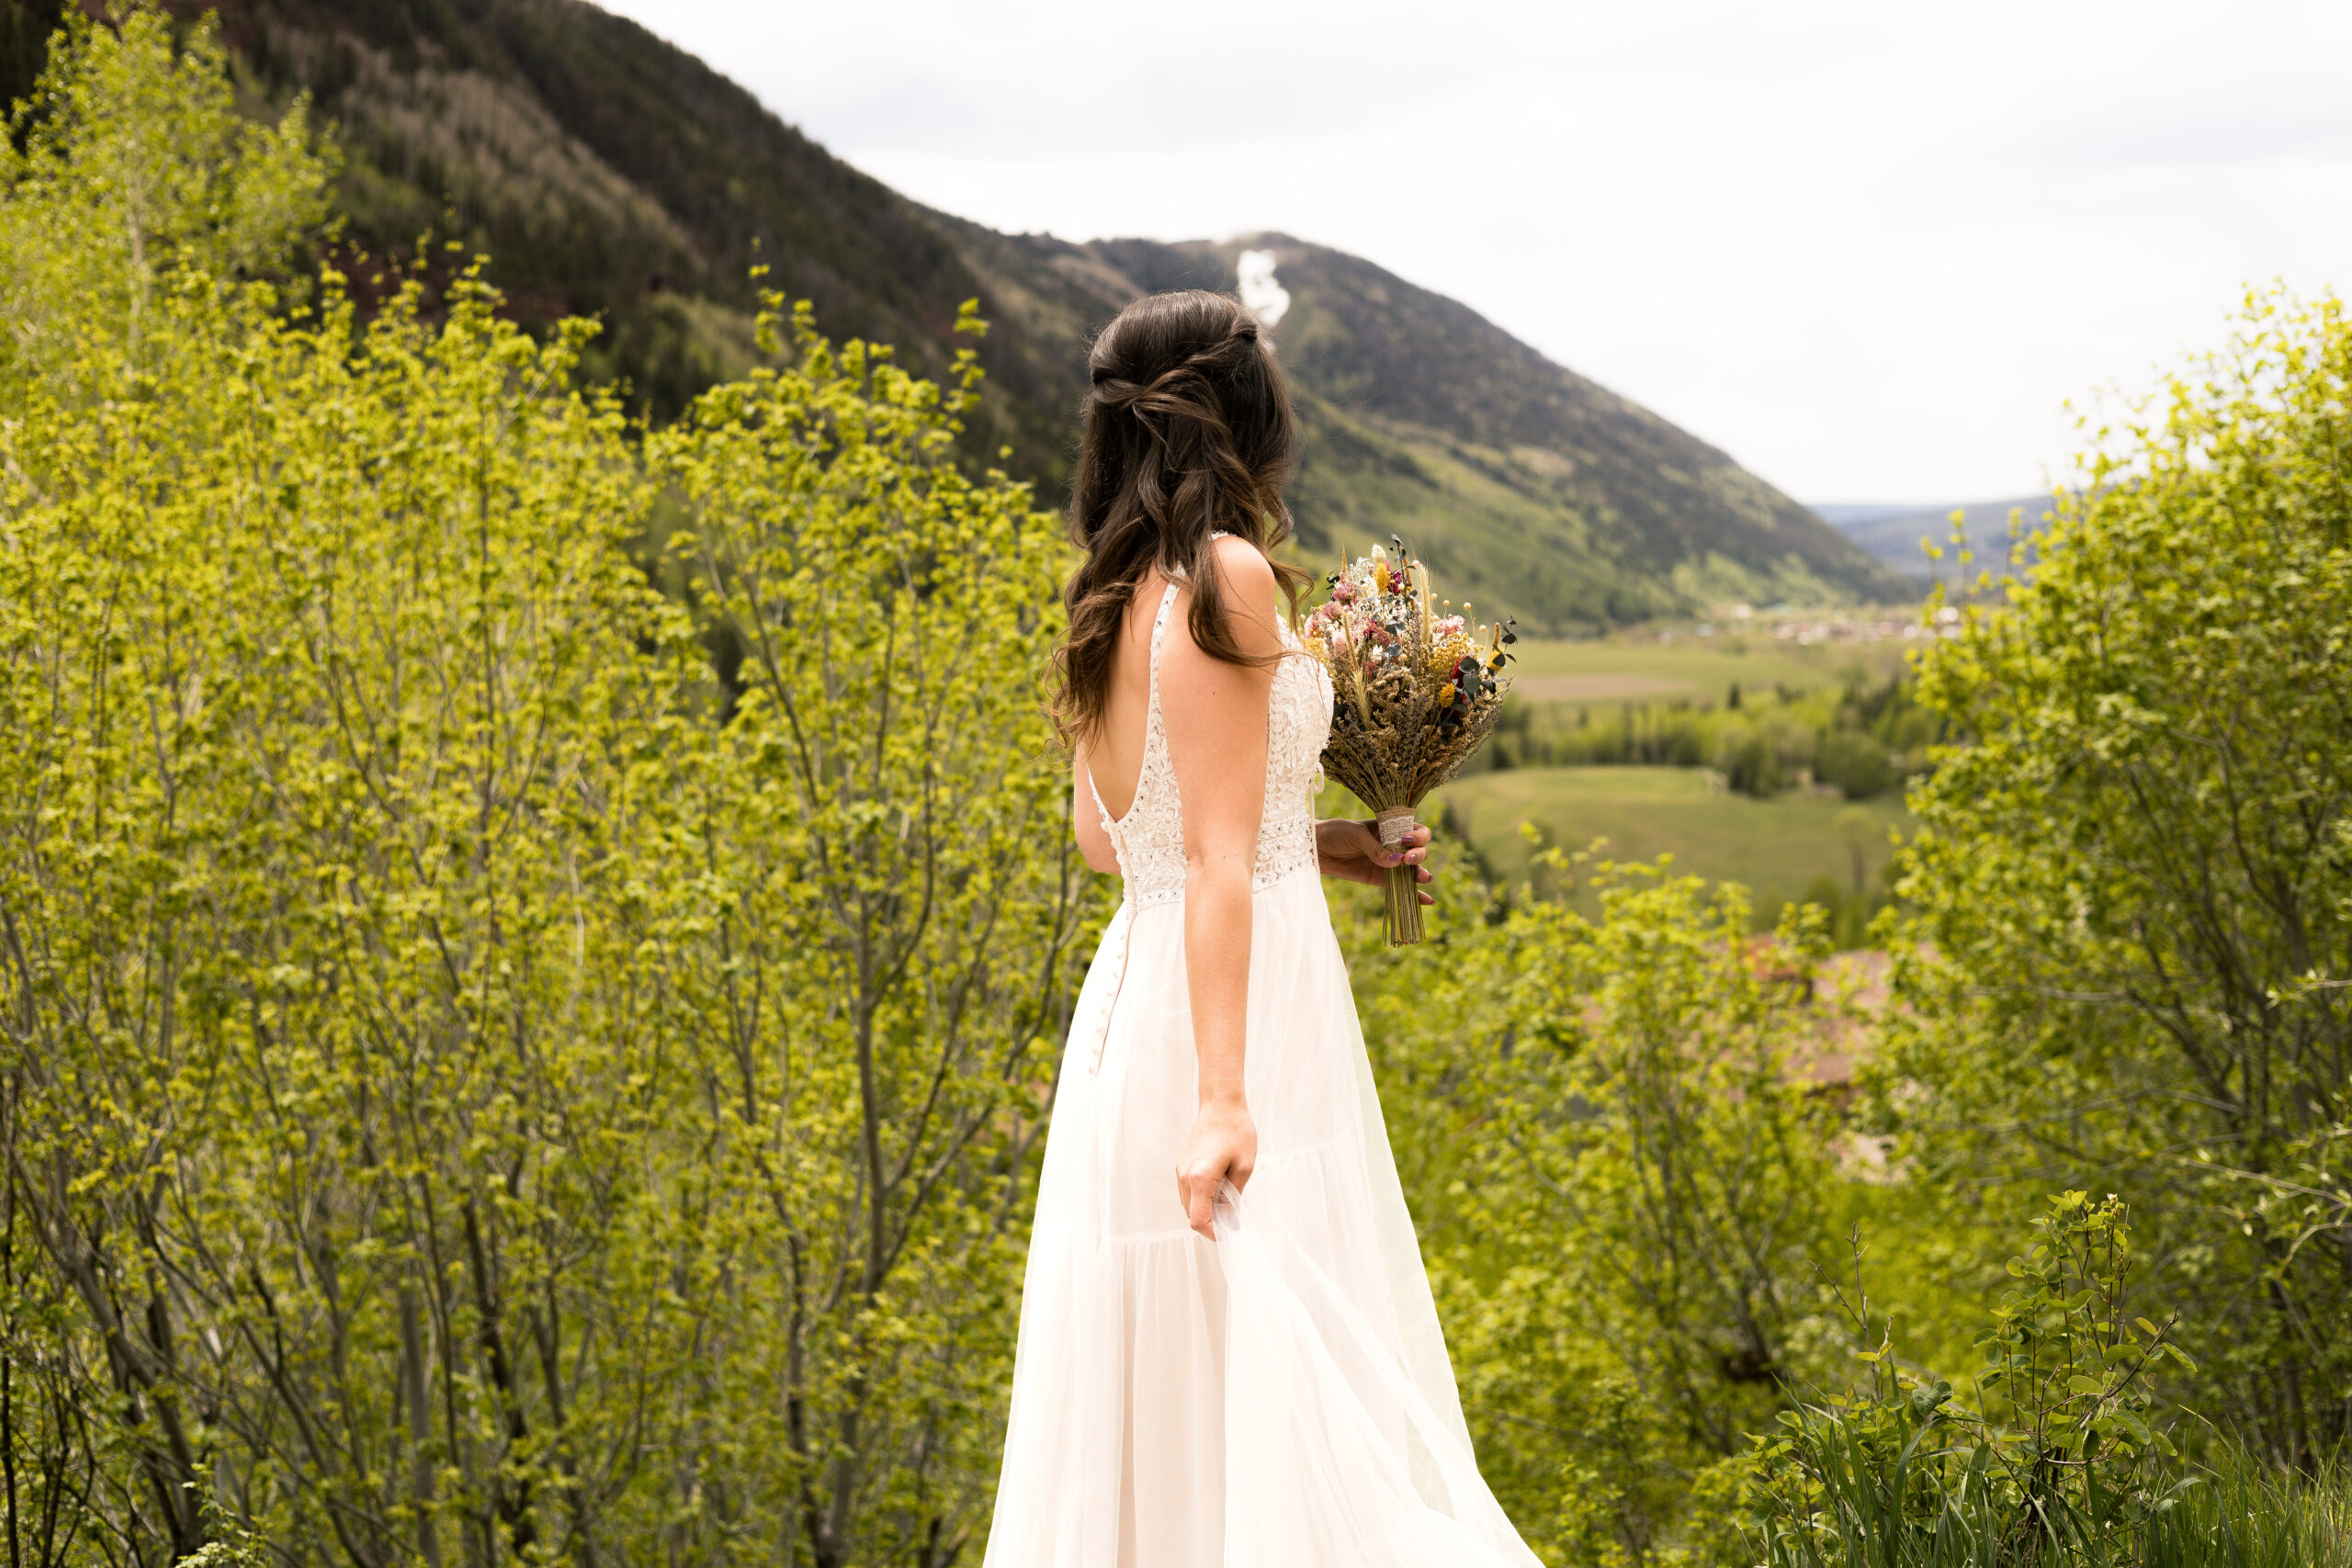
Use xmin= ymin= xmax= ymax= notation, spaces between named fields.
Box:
xmin=1144 ymin=581 xmax=1180 ymax=740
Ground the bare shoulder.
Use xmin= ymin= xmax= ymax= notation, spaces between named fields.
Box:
xmin=1198 ymin=536 xmax=1283 ymax=656
xmin=1207 ymin=533 xmax=1277 ymax=598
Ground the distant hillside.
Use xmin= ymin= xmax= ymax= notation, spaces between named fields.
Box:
xmin=982 ymin=232 xmax=1911 ymax=626
xmin=2 ymin=0 xmax=1915 ymax=630
xmin=1815 ymin=496 xmax=2056 ymax=588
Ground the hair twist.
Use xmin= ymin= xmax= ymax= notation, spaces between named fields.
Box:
xmin=1050 ymin=290 xmax=1306 ymax=746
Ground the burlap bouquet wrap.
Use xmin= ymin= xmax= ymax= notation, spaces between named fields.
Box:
xmin=1302 ymin=539 xmax=1514 ymax=945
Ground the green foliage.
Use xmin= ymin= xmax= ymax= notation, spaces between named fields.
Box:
xmin=0 ymin=13 xmax=1092 ymax=1562
xmin=1880 ymin=288 xmax=2352 ymax=1464
xmin=1736 ymin=1194 xmax=2352 ymax=1568
xmin=1814 ymin=732 xmax=1894 ymax=803
xmin=1746 ymin=1194 xmax=2195 ymax=1566
xmin=640 ymin=288 xmax=1091 ymax=1568
xmin=2140 ymin=1450 xmax=2352 ymax=1568
xmin=1349 ymin=861 xmax=1860 ymax=1562
xmin=0 ymin=6 xmax=334 ymax=381
xmin=1396 ymin=292 xmax=2352 ymax=1557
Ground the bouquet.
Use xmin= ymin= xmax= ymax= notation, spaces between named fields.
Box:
xmin=1300 ymin=536 xmax=1515 ymax=944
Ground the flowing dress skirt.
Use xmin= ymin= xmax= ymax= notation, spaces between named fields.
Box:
xmin=982 ymin=868 xmax=1543 ymax=1568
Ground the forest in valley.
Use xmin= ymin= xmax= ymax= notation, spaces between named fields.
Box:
xmin=1 ymin=14 xmax=2349 ymax=1567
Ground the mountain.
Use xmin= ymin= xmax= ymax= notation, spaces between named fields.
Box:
xmin=1 ymin=0 xmax=1914 ymax=631
xmin=1814 ymin=496 xmax=2055 ymax=587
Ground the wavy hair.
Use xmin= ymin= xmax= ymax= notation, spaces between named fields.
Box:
xmin=1051 ymin=288 xmax=1308 ymax=745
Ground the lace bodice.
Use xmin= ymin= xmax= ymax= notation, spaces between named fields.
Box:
xmin=1089 ymin=580 xmax=1332 ymax=908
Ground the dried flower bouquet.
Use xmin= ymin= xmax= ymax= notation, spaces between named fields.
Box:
xmin=1300 ymin=536 xmax=1515 ymax=944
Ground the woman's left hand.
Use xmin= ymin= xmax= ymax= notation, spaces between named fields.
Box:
xmin=1314 ymin=818 xmax=1435 ymax=905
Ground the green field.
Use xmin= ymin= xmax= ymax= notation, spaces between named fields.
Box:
xmin=1504 ymin=631 xmax=1916 ymax=707
xmin=1315 ymin=632 xmax=1930 ymax=935
xmin=1423 ymin=766 xmax=1913 ymax=923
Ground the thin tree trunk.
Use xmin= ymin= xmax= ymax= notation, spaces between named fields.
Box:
xmin=401 ymin=1280 xmax=443 ymax=1567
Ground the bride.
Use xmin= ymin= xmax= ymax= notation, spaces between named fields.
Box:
xmin=983 ymin=289 xmax=1543 ymax=1568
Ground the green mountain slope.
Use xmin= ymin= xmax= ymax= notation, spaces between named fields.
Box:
xmin=1032 ymin=233 xmax=1904 ymax=624
xmin=1 ymin=0 xmax=1912 ymax=629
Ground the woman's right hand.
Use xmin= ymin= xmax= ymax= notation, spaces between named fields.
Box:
xmin=1176 ymin=1098 xmax=1257 ymax=1240
xmin=1314 ymin=817 xmax=1435 ymax=903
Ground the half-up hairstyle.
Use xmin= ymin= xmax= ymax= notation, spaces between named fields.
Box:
xmin=1052 ymin=288 xmax=1309 ymax=745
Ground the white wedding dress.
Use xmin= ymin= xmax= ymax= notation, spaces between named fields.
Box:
xmin=983 ymin=580 xmax=1542 ymax=1568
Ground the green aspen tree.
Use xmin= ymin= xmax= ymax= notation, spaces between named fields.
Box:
xmin=0 ymin=11 xmax=1100 ymax=1563
xmin=1881 ymin=290 xmax=2352 ymax=1466
xmin=644 ymin=295 xmax=1098 ymax=1568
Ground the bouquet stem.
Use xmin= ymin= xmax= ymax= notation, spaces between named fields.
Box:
xmin=1376 ymin=806 xmax=1424 ymax=946
xmin=1383 ymin=863 xmax=1424 ymax=946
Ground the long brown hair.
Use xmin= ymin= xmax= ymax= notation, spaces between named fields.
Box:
xmin=1052 ymin=288 xmax=1308 ymax=745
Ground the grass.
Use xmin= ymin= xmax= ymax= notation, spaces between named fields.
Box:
xmin=1756 ymin=1437 xmax=2352 ymax=1568
xmin=1425 ymin=766 xmax=1912 ymax=925
xmin=2144 ymin=1452 xmax=2352 ymax=1567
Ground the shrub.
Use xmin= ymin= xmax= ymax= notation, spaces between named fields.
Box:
xmin=1882 ymin=289 xmax=2352 ymax=1461
xmin=1718 ymin=723 xmax=1785 ymax=796
xmin=1744 ymin=1194 xmax=2197 ymax=1567
xmin=1815 ymin=730 xmax=1894 ymax=800
xmin=1351 ymin=862 xmax=1853 ymax=1562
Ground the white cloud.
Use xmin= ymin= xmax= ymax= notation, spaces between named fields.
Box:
xmin=594 ymin=0 xmax=2352 ymax=501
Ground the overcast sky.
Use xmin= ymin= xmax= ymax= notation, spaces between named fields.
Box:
xmin=598 ymin=0 xmax=2349 ymax=503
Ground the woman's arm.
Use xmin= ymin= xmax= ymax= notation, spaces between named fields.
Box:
xmin=1160 ymin=538 xmax=1283 ymax=1240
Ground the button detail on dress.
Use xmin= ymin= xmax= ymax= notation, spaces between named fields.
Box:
xmin=1082 ymin=904 xmax=1135 ymax=1075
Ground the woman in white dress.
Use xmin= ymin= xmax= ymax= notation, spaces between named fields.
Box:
xmin=983 ymin=290 xmax=1543 ymax=1568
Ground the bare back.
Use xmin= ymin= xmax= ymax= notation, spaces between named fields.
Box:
xmin=1072 ymin=537 xmax=1287 ymax=875
xmin=1084 ymin=570 xmax=1175 ymax=826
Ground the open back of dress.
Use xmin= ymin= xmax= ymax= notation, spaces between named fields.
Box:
xmin=984 ymin=581 xmax=1541 ymax=1568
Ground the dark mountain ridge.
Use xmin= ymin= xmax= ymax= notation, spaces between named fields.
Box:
xmin=1815 ymin=495 xmax=2055 ymax=591
xmin=1 ymin=0 xmax=1913 ymax=629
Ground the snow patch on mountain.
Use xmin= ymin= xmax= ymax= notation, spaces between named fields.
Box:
xmin=1237 ymin=249 xmax=1290 ymax=330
